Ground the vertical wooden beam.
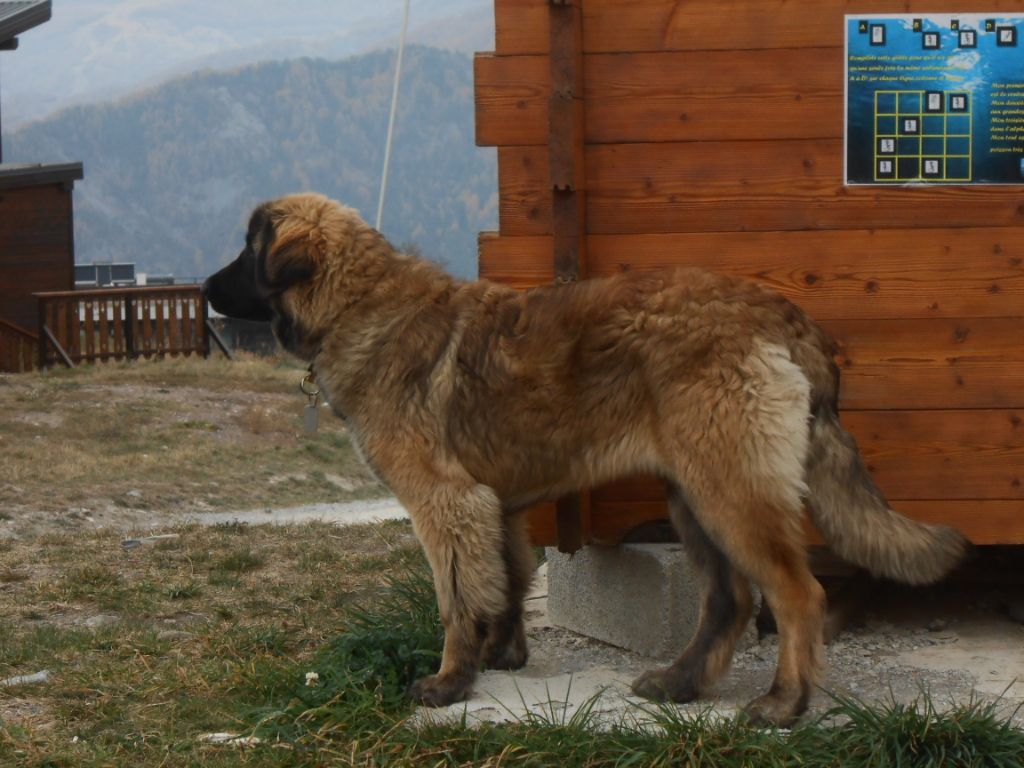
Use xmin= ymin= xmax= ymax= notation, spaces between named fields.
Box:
xmin=124 ymin=295 xmax=136 ymax=359
xmin=549 ymin=0 xmax=590 ymax=554
xmin=36 ymin=301 xmax=47 ymax=369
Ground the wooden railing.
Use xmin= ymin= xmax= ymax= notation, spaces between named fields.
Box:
xmin=33 ymin=285 xmax=231 ymax=368
xmin=0 ymin=318 xmax=40 ymax=373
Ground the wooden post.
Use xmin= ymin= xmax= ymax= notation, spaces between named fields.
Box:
xmin=549 ymin=0 xmax=589 ymax=554
xmin=200 ymin=294 xmax=211 ymax=358
xmin=124 ymin=294 xmax=136 ymax=359
xmin=36 ymin=300 xmax=47 ymax=369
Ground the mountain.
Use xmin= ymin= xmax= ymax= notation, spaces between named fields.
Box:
xmin=7 ymin=46 xmax=496 ymax=279
xmin=2 ymin=0 xmax=494 ymax=128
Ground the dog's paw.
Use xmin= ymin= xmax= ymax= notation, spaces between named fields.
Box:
xmin=630 ymin=667 xmax=701 ymax=703
xmin=741 ymin=692 xmax=806 ymax=729
xmin=483 ymin=639 xmax=528 ymax=671
xmin=408 ymin=674 xmax=471 ymax=708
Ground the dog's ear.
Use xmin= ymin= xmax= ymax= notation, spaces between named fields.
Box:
xmin=253 ymin=209 xmax=317 ymax=293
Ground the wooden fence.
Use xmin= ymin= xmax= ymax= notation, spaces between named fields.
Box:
xmin=0 ymin=317 xmax=39 ymax=373
xmin=33 ymin=285 xmax=230 ymax=368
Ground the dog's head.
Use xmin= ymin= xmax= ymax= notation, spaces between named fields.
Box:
xmin=203 ymin=193 xmax=367 ymax=357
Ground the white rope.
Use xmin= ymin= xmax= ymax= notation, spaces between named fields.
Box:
xmin=376 ymin=0 xmax=411 ymax=231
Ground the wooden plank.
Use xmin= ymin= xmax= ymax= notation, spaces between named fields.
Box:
xmin=157 ymin=299 xmax=166 ymax=354
xmin=588 ymin=230 xmax=1024 ymax=320
xmin=124 ymin=296 xmax=136 ymax=358
xmin=157 ymin=298 xmax=169 ymax=355
xmin=498 ymin=146 xmax=552 ymax=234
xmin=588 ymin=140 xmax=1024 ymax=234
xmin=40 ymin=302 xmax=51 ymax=367
xmin=494 ymin=0 xmax=1024 ymax=54
xmin=56 ymin=302 xmax=72 ymax=362
xmin=476 ymin=48 xmax=842 ymax=146
xmin=184 ymin=296 xmax=196 ymax=354
xmin=525 ymin=502 xmax=558 ymax=546
xmin=195 ymin=295 xmax=207 ymax=354
xmin=0 ymin=332 xmax=12 ymax=372
xmin=845 ymin=410 xmax=1024 ymax=500
xmin=479 ymin=230 xmax=1024 ymax=320
xmin=549 ymin=0 xmax=589 ymax=554
xmin=589 ymin=410 xmax=1024 ymax=502
xmin=588 ymin=48 xmax=841 ymax=144
xmin=499 ymin=142 xmax=1024 ymax=236
xmin=83 ymin=300 xmax=96 ymax=360
xmin=579 ymin=500 xmax=1024 ymax=547
xmin=39 ymin=302 xmax=50 ymax=367
xmin=168 ymin=295 xmax=182 ymax=357
xmin=589 ymin=0 xmax=1024 ymax=53
xmin=475 ymin=53 xmax=548 ymax=146
xmin=97 ymin=300 xmax=110 ymax=358
xmin=828 ymin=318 xmax=1024 ymax=410
xmin=478 ymin=232 xmax=554 ymax=288
xmin=889 ymin=501 xmax=1024 ymax=545
xmin=66 ymin=298 xmax=80 ymax=361
xmin=111 ymin=297 xmax=125 ymax=356
xmin=494 ymin=0 xmax=547 ymax=55
xmin=140 ymin=298 xmax=153 ymax=356
xmin=186 ymin=296 xmax=197 ymax=354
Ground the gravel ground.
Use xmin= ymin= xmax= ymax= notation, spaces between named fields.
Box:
xmin=420 ymin=562 xmax=1024 ymax=729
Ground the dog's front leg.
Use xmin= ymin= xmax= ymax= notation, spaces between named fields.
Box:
xmin=482 ymin=512 xmax=534 ymax=671
xmin=405 ymin=482 xmax=508 ymax=707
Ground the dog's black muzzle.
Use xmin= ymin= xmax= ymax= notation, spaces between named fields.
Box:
xmin=202 ymin=254 xmax=274 ymax=322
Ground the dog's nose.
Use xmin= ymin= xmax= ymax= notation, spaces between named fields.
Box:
xmin=200 ymin=278 xmax=211 ymax=298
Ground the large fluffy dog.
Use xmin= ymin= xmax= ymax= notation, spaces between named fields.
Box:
xmin=203 ymin=193 xmax=967 ymax=726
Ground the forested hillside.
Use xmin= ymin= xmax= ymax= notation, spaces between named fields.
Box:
xmin=9 ymin=47 xmax=495 ymax=278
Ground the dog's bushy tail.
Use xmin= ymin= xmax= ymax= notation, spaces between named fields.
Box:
xmin=805 ymin=409 xmax=968 ymax=585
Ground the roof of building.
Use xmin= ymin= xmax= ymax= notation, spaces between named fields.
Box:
xmin=0 ymin=162 xmax=83 ymax=190
xmin=0 ymin=1 xmax=50 ymax=47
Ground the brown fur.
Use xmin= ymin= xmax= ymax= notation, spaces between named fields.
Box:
xmin=203 ymin=193 xmax=969 ymax=726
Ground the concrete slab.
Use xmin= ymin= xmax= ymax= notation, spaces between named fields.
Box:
xmin=545 ymin=543 xmax=758 ymax=658
xmin=418 ymin=563 xmax=1024 ymax=729
xmin=546 ymin=543 xmax=700 ymax=658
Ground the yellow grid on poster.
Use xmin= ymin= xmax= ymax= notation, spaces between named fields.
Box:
xmin=873 ymin=89 xmax=972 ymax=182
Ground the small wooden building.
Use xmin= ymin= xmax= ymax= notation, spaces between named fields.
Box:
xmin=474 ymin=0 xmax=1024 ymax=547
xmin=0 ymin=163 xmax=83 ymax=332
xmin=0 ymin=1 xmax=83 ymax=372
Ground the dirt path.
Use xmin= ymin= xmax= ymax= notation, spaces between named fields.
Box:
xmin=182 ymin=497 xmax=408 ymax=527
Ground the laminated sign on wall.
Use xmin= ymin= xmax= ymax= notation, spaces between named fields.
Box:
xmin=846 ymin=14 xmax=1024 ymax=184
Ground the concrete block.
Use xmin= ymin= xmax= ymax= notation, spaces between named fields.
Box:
xmin=546 ymin=543 xmax=757 ymax=659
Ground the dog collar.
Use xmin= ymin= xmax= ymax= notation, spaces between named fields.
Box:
xmin=299 ymin=365 xmax=321 ymax=432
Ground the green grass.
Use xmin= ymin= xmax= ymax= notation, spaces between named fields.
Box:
xmin=216 ymin=566 xmax=1024 ymax=768
xmin=1 ymin=522 xmax=1023 ymax=766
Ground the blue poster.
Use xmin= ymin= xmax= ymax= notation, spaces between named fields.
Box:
xmin=846 ymin=14 xmax=1024 ymax=184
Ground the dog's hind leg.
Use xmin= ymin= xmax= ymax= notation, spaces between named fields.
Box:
xmin=692 ymin=496 xmax=826 ymax=728
xmin=631 ymin=483 xmax=754 ymax=703
xmin=404 ymin=482 xmax=508 ymax=707
xmin=482 ymin=512 xmax=535 ymax=670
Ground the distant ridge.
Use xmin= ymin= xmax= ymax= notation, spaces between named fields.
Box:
xmin=8 ymin=46 xmax=496 ymax=279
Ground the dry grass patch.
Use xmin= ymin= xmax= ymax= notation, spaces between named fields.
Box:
xmin=0 ymin=354 xmax=387 ymax=532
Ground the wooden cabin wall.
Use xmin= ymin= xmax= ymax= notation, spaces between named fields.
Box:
xmin=475 ymin=0 xmax=1024 ymax=545
xmin=0 ymin=183 xmax=74 ymax=331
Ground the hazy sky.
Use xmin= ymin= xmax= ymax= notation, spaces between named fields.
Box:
xmin=1 ymin=0 xmax=491 ymax=127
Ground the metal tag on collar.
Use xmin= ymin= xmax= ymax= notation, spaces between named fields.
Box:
xmin=300 ymin=368 xmax=320 ymax=434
